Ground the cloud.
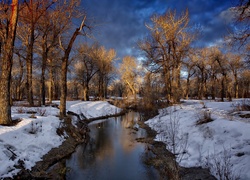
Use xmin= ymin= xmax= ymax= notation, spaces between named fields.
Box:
xmin=82 ymin=0 xmax=236 ymax=58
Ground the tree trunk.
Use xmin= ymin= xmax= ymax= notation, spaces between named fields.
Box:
xmin=26 ymin=23 xmax=35 ymax=106
xmin=59 ymin=57 xmax=68 ymax=118
xmin=48 ymin=59 xmax=54 ymax=103
xmin=0 ymin=0 xmax=18 ymax=125
xmin=82 ymin=82 xmax=89 ymax=101
xmin=185 ymin=76 xmax=190 ymax=100
xmin=234 ymin=73 xmax=239 ymax=99
xmin=175 ymin=63 xmax=182 ymax=102
xmin=220 ymin=77 xmax=225 ymax=102
xmin=40 ymin=40 xmax=47 ymax=106
xmin=59 ymin=24 xmax=83 ymax=118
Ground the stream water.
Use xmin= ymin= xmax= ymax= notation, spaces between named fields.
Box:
xmin=66 ymin=111 xmax=160 ymax=180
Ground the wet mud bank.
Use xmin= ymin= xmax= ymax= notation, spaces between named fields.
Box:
xmin=137 ymin=121 xmax=216 ymax=180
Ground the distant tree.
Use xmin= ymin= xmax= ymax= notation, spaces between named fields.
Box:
xmin=238 ymin=69 xmax=250 ymax=97
xmin=213 ymin=48 xmax=229 ymax=101
xmin=193 ymin=48 xmax=209 ymax=99
xmin=119 ymin=56 xmax=138 ymax=100
xmin=183 ymin=50 xmax=196 ymax=99
xmin=108 ymin=79 xmax=125 ymax=97
xmin=0 ymin=0 xmax=18 ymax=125
xmin=227 ymin=53 xmax=244 ymax=98
xmin=74 ymin=44 xmax=100 ymax=101
xmin=96 ymin=47 xmax=116 ymax=99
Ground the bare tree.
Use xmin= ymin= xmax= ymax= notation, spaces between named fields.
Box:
xmin=139 ymin=9 xmax=195 ymax=103
xmin=183 ymin=50 xmax=196 ymax=99
xmin=35 ymin=1 xmax=72 ymax=105
xmin=0 ymin=0 xmax=18 ymax=125
xmin=119 ymin=56 xmax=138 ymax=100
xmin=74 ymin=43 xmax=99 ymax=101
xmin=96 ymin=46 xmax=116 ymax=99
xmin=18 ymin=0 xmax=55 ymax=106
xmin=59 ymin=15 xmax=89 ymax=118
xmin=227 ymin=53 xmax=244 ymax=98
xmin=11 ymin=52 xmax=25 ymax=100
xmin=227 ymin=0 xmax=250 ymax=65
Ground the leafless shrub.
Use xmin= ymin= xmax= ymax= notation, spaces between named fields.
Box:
xmin=200 ymin=101 xmax=207 ymax=108
xmin=203 ymin=147 xmax=240 ymax=180
xmin=29 ymin=113 xmax=37 ymax=119
xmin=16 ymin=107 xmax=26 ymax=114
xmin=163 ymin=108 xmax=189 ymax=162
xmin=196 ymin=109 xmax=213 ymax=125
xmin=36 ymin=108 xmax=47 ymax=116
xmin=26 ymin=121 xmax=43 ymax=134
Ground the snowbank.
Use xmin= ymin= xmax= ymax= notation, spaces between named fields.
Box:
xmin=0 ymin=106 xmax=64 ymax=178
xmin=146 ymin=99 xmax=250 ymax=180
xmin=67 ymin=101 xmax=121 ymax=119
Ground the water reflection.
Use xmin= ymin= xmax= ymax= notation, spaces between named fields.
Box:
xmin=66 ymin=112 xmax=159 ymax=180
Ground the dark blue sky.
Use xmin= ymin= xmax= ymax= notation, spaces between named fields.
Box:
xmin=82 ymin=0 xmax=239 ymax=59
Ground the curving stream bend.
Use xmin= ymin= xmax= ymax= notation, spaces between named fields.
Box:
xmin=66 ymin=111 xmax=160 ymax=180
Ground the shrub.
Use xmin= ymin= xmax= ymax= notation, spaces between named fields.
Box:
xmin=196 ymin=109 xmax=213 ymax=125
xmin=16 ymin=107 xmax=26 ymax=114
xmin=36 ymin=108 xmax=47 ymax=116
xmin=26 ymin=121 xmax=42 ymax=134
xmin=162 ymin=108 xmax=189 ymax=162
xmin=203 ymin=147 xmax=240 ymax=180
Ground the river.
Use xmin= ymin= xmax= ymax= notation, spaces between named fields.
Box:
xmin=66 ymin=111 xmax=160 ymax=180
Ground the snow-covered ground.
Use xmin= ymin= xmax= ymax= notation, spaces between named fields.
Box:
xmin=66 ymin=100 xmax=121 ymax=119
xmin=0 ymin=101 xmax=121 ymax=178
xmin=146 ymin=99 xmax=250 ymax=180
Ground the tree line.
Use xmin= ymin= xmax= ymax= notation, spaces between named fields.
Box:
xmin=0 ymin=0 xmax=249 ymax=125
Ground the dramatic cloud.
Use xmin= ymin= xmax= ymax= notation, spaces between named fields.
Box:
xmin=82 ymin=0 xmax=238 ymax=58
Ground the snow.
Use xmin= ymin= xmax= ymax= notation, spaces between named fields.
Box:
xmin=0 ymin=101 xmax=121 ymax=178
xmin=146 ymin=99 xmax=250 ymax=180
xmin=66 ymin=100 xmax=121 ymax=119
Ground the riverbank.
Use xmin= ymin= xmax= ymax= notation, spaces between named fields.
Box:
xmin=13 ymin=116 xmax=89 ymax=179
xmin=0 ymin=100 xmax=122 ymax=179
xmin=137 ymin=120 xmax=216 ymax=180
xmin=142 ymin=99 xmax=250 ymax=180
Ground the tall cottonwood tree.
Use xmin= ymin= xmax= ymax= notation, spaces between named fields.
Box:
xmin=0 ymin=0 xmax=18 ymax=125
xmin=139 ymin=9 xmax=194 ymax=102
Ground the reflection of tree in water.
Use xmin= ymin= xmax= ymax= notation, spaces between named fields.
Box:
xmin=120 ymin=111 xmax=143 ymax=153
xmin=139 ymin=144 xmax=160 ymax=179
xmin=75 ymin=121 xmax=115 ymax=169
xmin=121 ymin=111 xmax=137 ymax=128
